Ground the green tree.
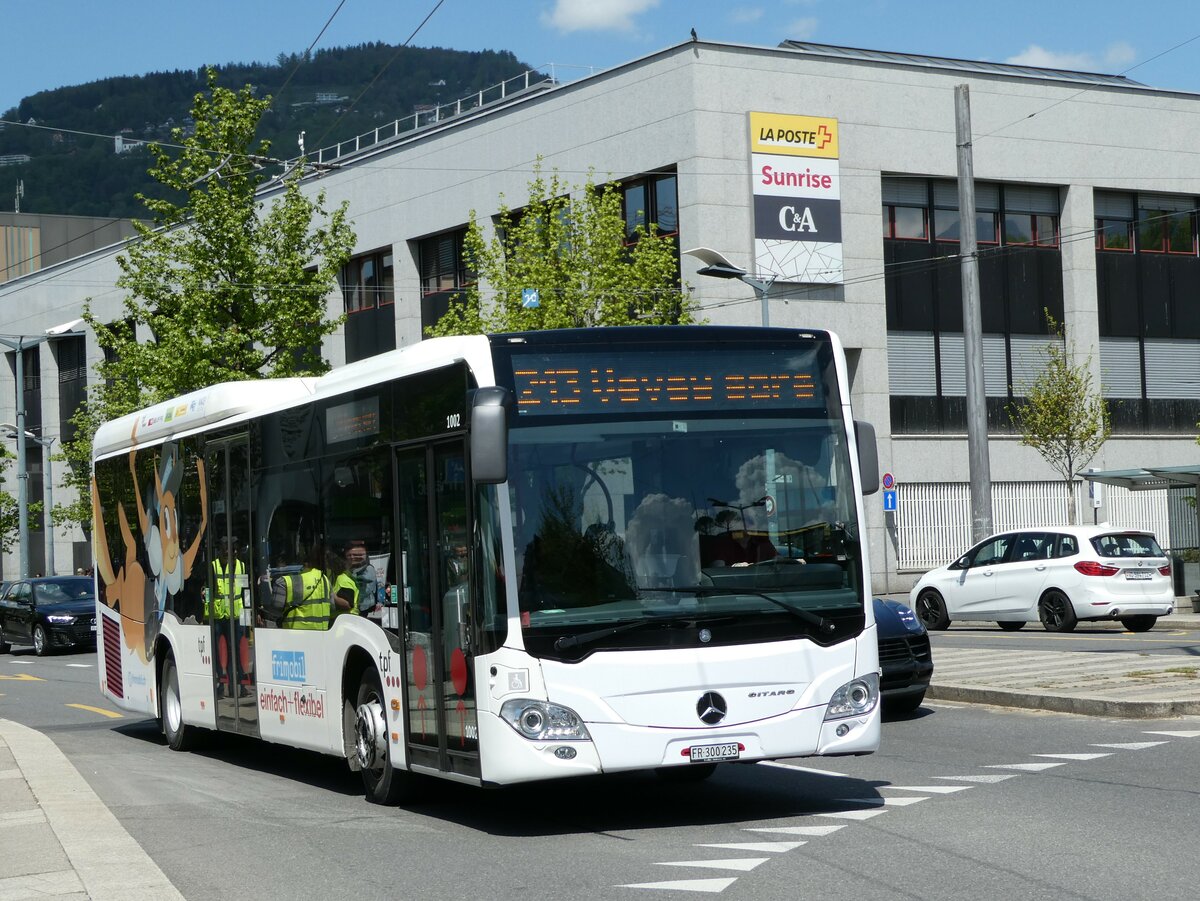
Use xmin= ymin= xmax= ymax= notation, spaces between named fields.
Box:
xmin=54 ymin=67 xmax=356 ymax=529
xmin=427 ymin=164 xmax=696 ymax=335
xmin=0 ymin=445 xmax=25 ymax=554
xmin=1008 ymin=316 xmax=1111 ymax=525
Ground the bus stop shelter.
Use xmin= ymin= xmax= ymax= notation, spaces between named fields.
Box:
xmin=1081 ymin=465 xmax=1200 ymax=597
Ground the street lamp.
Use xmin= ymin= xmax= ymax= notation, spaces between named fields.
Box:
xmin=683 ymin=246 xmax=776 ymax=327
xmin=1 ymin=424 xmax=55 ymax=576
xmin=0 ymin=318 xmax=83 ymax=579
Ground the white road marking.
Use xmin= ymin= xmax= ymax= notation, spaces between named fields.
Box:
xmin=745 ymin=825 xmax=845 ymax=837
xmin=816 ymin=808 xmax=887 ymax=821
xmin=1143 ymin=730 xmax=1200 ymax=738
xmin=886 ymin=784 xmax=972 ymax=793
xmin=619 ymin=877 xmax=737 ymax=892
xmin=983 ymin=762 xmax=1066 ymax=771
xmin=934 ymin=774 xmax=1016 ymax=783
xmin=756 ymin=761 xmax=849 ymax=777
xmin=1032 ymin=753 xmax=1112 ymax=761
xmin=655 ymin=859 xmax=769 ymax=873
xmin=697 ymin=842 xmax=804 ymax=853
xmin=66 ymin=664 xmax=92 ymax=668
xmin=877 ymin=795 xmax=928 ymax=806
xmin=1090 ymin=741 xmax=1168 ymax=750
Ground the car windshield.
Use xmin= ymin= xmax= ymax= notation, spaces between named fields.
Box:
xmin=33 ymin=578 xmax=93 ymax=603
xmin=508 ymin=413 xmax=865 ymax=658
xmin=1092 ymin=533 xmax=1164 ymax=558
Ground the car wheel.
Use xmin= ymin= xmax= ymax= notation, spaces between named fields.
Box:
xmin=0 ymin=624 xmax=9 ymax=654
xmin=1038 ymin=590 xmax=1077 ymax=633
xmin=32 ymin=624 xmax=49 ymax=656
xmin=1120 ymin=615 xmax=1157 ymax=633
xmin=656 ymin=763 xmax=719 ymax=783
xmin=915 ymin=589 xmax=951 ymax=631
xmin=356 ymin=670 xmax=420 ymax=805
xmin=996 ymin=621 xmax=1026 ymax=632
xmin=161 ymin=655 xmax=197 ymax=751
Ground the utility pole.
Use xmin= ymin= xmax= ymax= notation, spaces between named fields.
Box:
xmin=955 ymin=84 xmax=994 ymax=542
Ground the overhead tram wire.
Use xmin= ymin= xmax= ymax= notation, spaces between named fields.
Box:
xmin=303 ymin=0 xmax=448 ymax=157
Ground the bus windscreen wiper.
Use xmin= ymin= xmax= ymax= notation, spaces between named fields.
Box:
xmin=648 ymin=586 xmax=837 ymax=636
xmin=553 ymin=613 xmax=696 ymax=651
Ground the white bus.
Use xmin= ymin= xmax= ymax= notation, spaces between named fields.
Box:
xmin=92 ymin=326 xmax=881 ymax=803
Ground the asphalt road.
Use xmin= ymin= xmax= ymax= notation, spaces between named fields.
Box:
xmin=4 ymin=646 xmax=1199 ymax=900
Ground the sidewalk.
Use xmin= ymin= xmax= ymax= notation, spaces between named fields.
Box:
xmin=927 ymin=607 xmax=1200 ymax=718
xmin=0 ymin=718 xmax=182 ymax=901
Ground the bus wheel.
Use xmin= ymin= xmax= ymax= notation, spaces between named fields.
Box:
xmin=355 ymin=671 xmax=413 ymax=805
xmin=160 ymin=655 xmax=196 ymax=752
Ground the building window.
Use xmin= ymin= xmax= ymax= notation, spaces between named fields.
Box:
xmin=341 ymin=249 xmax=396 ymax=363
xmin=55 ymin=335 xmax=86 ymax=445
xmin=418 ymin=228 xmax=470 ymax=333
xmin=620 ymin=172 xmax=678 ymax=241
xmin=1096 ymin=190 xmax=1197 ymax=256
xmin=882 ymin=178 xmax=1057 ymax=248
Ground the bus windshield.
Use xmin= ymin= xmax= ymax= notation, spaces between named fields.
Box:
xmin=508 ymin=409 xmax=864 ymax=659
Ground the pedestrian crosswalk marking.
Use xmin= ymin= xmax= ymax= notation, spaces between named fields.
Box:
xmin=887 ymin=784 xmax=972 ymax=793
xmin=756 ymin=760 xmax=849 ymax=777
xmin=1090 ymin=741 xmax=1168 ymax=750
xmin=1032 ymin=753 xmax=1111 ymax=761
xmin=984 ymin=762 xmax=1065 ymax=771
xmin=697 ymin=842 xmax=804 ymax=853
xmin=745 ymin=825 xmax=844 ymax=837
xmin=1143 ymin=730 xmax=1200 ymax=738
xmin=878 ymin=795 xmax=928 ymax=806
xmin=655 ymin=858 xmax=769 ymax=872
xmin=619 ymin=877 xmax=737 ymax=892
xmin=816 ymin=808 xmax=887 ymax=821
xmin=935 ymin=774 xmax=1016 ymax=783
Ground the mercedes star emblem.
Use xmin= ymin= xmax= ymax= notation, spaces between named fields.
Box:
xmin=696 ymin=691 xmax=727 ymax=725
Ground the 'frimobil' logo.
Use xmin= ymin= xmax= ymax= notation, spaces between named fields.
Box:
xmin=271 ymin=650 xmax=307 ymax=683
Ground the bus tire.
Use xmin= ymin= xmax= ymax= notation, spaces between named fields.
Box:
xmin=160 ymin=655 xmax=196 ymax=752
xmin=355 ymin=670 xmax=414 ymax=805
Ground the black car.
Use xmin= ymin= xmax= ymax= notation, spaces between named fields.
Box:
xmin=875 ymin=597 xmax=934 ymax=714
xmin=0 ymin=576 xmax=97 ymax=656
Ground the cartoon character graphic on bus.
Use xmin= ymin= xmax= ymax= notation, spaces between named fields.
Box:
xmin=93 ymin=433 xmax=207 ymax=663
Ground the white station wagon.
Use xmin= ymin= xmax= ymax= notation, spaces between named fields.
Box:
xmin=910 ymin=525 xmax=1175 ymax=633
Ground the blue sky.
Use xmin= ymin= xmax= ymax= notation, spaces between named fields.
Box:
xmin=3 ymin=0 xmax=1199 ymax=114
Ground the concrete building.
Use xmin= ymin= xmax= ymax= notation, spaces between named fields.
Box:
xmin=2 ymin=39 xmax=1198 ymax=588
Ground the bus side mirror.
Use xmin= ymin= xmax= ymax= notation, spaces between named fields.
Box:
xmin=855 ymin=420 xmax=879 ymax=495
xmin=470 ymin=387 xmax=511 ymax=484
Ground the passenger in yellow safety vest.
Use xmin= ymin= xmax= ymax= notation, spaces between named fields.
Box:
xmin=281 ymin=546 xmax=333 ymax=630
xmin=332 ymin=544 xmax=361 ymax=620
xmin=207 ymin=536 xmax=249 ymax=696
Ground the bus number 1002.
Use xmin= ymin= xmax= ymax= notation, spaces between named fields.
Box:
xmin=446 ymin=413 xmax=462 ymax=429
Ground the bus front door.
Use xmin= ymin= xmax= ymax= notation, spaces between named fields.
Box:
xmin=395 ymin=442 xmax=480 ymax=780
xmin=206 ymin=436 xmax=259 ymax=737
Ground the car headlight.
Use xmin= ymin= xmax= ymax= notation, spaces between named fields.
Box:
xmin=500 ymin=699 xmax=591 ymax=741
xmin=890 ymin=602 xmax=926 ymax=634
xmin=824 ymin=673 xmax=880 ymax=720
xmin=46 ymin=614 xmax=77 ymax=624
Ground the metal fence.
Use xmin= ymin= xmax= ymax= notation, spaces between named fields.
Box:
xmin=894 ymin=480 xmax=1180 ymax=571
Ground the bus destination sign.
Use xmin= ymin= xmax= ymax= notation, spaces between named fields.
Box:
xmin=509 ymin=350 xmax=823 ymax=416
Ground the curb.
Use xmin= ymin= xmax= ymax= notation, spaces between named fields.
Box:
xmin=927 ymin=684 xmax=1200 ymax=719
xmin=0 ymin=718 xmax=184 ymax=901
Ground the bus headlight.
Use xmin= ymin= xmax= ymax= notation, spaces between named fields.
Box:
xmin=824 ymin=673 xmax=879 ymax=720
xmin=500 ymin=699 xmax=591 ymax=741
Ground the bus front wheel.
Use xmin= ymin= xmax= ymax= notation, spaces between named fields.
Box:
xmin=160 ymin=655 xmax=196 ymax=751
xmin=355 ymin=671 xmax=415 ymax=805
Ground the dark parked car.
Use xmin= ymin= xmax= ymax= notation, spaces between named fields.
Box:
xmin=0 ymin=576 xmax=97 ymax=656
xmin=875 ymin=597 xmax=933 ymax=714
